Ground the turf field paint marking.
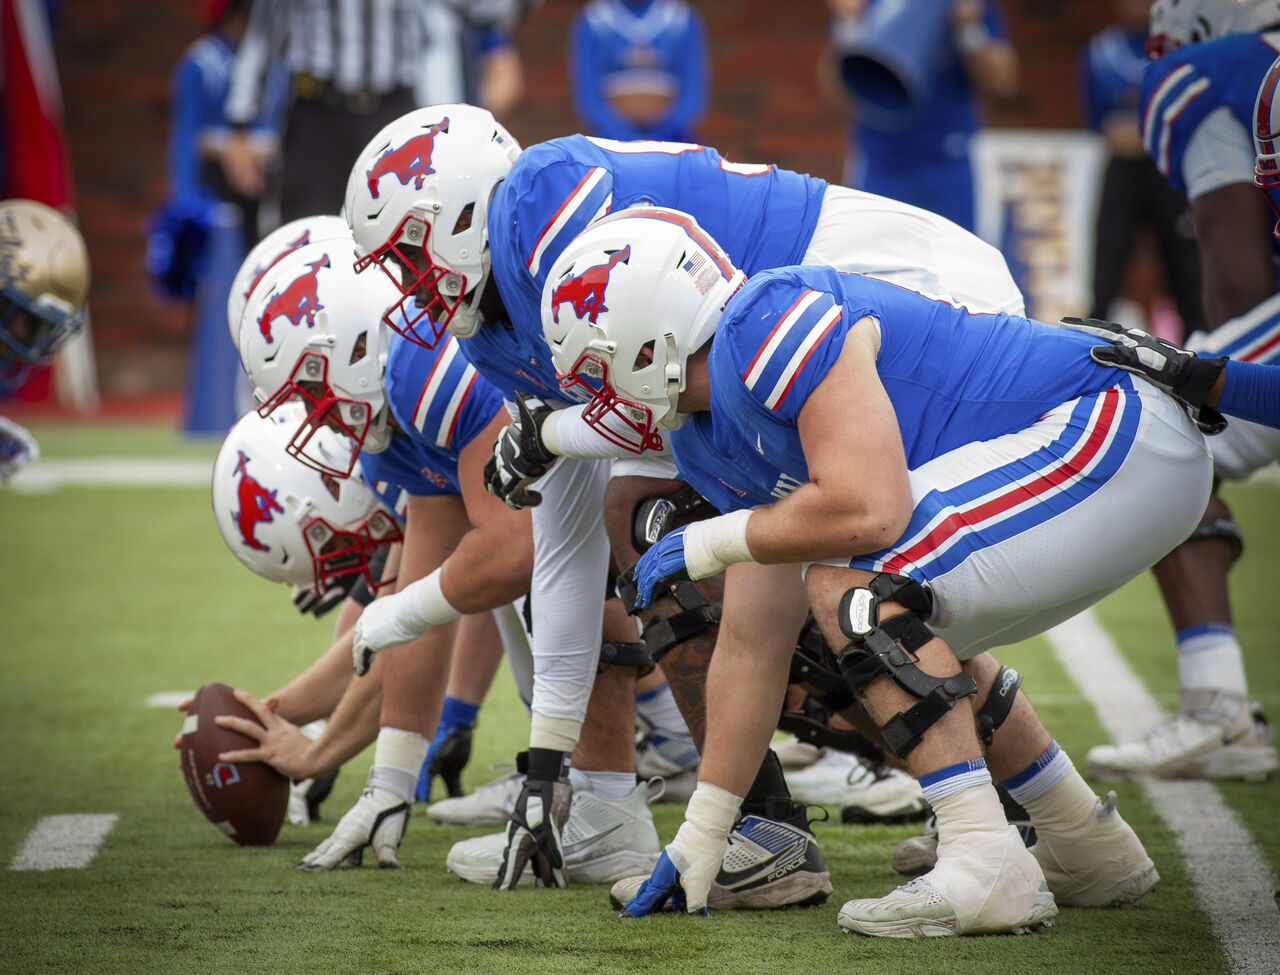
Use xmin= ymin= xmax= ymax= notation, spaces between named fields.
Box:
xmin=8 ymin=458 xmax=212 ymax=492
xmin=9 ymin=814 xmax=119 ymax=871
xmin=1048 ymin=612 xmax=1280 ymax=975
xmin=147 ymin=691 xmax=195 ymax=708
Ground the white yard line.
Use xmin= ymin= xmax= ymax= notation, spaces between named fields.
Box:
xmin=9 ymin=814 xmax=119 ymax=871
xmin=8 ymin=458 xmax=212 ymax=492
xmin=1047 ymin=611 xmax=1280 ymax=975
xmin=146 ymin=691 xmax=195 ymax=709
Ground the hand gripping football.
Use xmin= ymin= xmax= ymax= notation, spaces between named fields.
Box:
xmin=179 ymin=681 xmax=288 ymax=846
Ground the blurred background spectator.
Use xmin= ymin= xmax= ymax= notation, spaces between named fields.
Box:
xmin=1078 ymin=0 xmax=1201 ymax=341
xmin=821 ymin=0 xmax=1019 ymax=232
xmin=35 ymin=2 xmax=1191 ymax=417
xmin=568 ymin=0 xmax=707 ymax=142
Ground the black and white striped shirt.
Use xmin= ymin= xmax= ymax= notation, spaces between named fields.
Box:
xmin=225 ymin=0 xmax=472 ymax=123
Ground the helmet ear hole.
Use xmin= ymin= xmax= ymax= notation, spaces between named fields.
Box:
xmin=633 ymin=341 xmax=655 ymax=371
xmin=451 ymin=204 xmax=474 ymax=235
xmin=350 ymin=331 xmax=367 ymax=365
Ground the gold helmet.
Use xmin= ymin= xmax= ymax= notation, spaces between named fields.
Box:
xmin=0 ymin=199 xmax=91 ymax=388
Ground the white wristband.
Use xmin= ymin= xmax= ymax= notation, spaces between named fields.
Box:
xmin=682 ymin=781 xmax=742 ymax=838
xmin=682 ymin=510 xmax=754 ymax=580
xmin=369 ymin=726 xmax=430 ymax=801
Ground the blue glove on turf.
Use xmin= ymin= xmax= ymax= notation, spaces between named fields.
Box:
xmin=619 ymin=849 xmax=707 ymax=917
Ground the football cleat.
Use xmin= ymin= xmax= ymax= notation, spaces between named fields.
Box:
xmin=446 ymin=779 xmax=661 ymax=885
xmin=784 ymin=749 xmax=926 ymax=824
xmin=426 ymin=762 xmax=524 ymax=826
xmin=1086 ymin=689 xmax=1278 ymax=782
xmin=635 ymin=731 xmax=700 ymax=804
xmin=1030 ymin=791 xmax=1159 ymax=908
xmin=610 ymin=804 xmax=833 ymax=911
xmin=772 ymin=733 xmax=823 ymax=770
xmin=840 ymin=825 xmax=1056 ymax=937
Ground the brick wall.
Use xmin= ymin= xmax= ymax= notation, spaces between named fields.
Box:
xmin=57 ymin=0 xmax=1119 ymax=396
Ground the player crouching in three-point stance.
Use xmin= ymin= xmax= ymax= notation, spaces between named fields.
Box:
xmin=539 ymin=209 xmax=1208 ymax=936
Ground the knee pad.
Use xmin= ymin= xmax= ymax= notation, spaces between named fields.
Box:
xmin=835 ymin=573 xmax=978 ymax=759
xmin=1187 ymin=514 xmax=1244 ymax=567
xmin=974 ymin=665 xmax=1022 ymax=748
xmin=597 ymin=637 xmax=655 ymax=676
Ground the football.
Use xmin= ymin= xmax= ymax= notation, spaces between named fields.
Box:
xmin=179 ymin=681 xmax=288 ymax=846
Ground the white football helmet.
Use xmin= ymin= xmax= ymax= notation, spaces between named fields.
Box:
xmin=238 ymin=238 xmax=399 ymax=478
xmin=344 ymin=103 xmax=521 ymax=347
xmin=542 ymin=206 xmax=745 ymax=454
xmin=1148 ymin=0 xmax=1280 ymax=57
xmin=1255 ymin=55 xmax=1280 ymax=240
xmin=211 ymin=404 xmax=402 ymax=595
xmin=0 ymin=199 xmax=90 ymax=390
xmin=226 ymin=214 xmax=350 ymax=345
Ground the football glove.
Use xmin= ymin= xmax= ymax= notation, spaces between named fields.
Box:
xmin=295 ymin=784 xmax=410 ymax=870
xmin=483 ymin=394 xmax=557 ymax=510
xmin=624 ymin=525 xmax=694 ymax=610
xmin=351 ymin=589 xmax=425 ymax=676
xmin=291 ymin=576 xmax=354 ymax=618
xmin=619 ymin=784 xmax=737 ymax=916
xmin=493 ymin=749 xmax=573 ymax=888
xmin=625 ymin=511 xmax=754 ymax=610
xmin=1058 ymin=316 xmax=1228 ymax=435
xmin=416 ymin=722 xmax=473 ymax=803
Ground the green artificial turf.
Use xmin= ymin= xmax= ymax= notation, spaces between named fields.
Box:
xmin=1 ymin=426 xmax=1275 ymax=974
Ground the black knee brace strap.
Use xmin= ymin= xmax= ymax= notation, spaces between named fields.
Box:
xmin=598 ymin=638 xmax=655 ymax=675
xmin=631 ymin=485 xmax=715 ymax=553
xmin=975 ymin=665 xmax=1022 ymax=747
xmin=616 ymin=574 xmax=722 ymax=662
xmin=835 ymin=574 xmax=978 ymax=759
xmin=776 ymin=695 xmax=885 ymax=764
xmin=1188 ymin=514 xmax=1244 ymax=565
xmin=788 ymin=617 xmax=853 ymax=713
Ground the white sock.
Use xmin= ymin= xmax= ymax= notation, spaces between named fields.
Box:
xmin=1177 ymin=625 xmax=1248 ymax=695
xmin=636 ymin=681 xmax=690 ymax=738
xmin=580 ymin=769 xmax=637 ymax=801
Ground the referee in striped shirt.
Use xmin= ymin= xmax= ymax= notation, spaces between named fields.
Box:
xmin=220 ymin=0 xmax=493 ymax=225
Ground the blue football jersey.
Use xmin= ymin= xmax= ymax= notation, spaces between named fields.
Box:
xmin=671 ymin=267 xmax=1124 ymax=512
xmin=360 ymin=467 xmax=409 ymax=524
xmin=365 ymin=331 xmax=504 ymax=496
xmin=1141 ymin=31 xmax=1280 ymax=193
xmin=471 ymin=135 xmax=828 ymax=403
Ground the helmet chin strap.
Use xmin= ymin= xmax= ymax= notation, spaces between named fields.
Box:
xmin=363 ymin=408 xmax=394 ymax=453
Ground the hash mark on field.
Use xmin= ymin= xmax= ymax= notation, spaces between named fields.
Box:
xmin=147 ymin=691 xmax=194 ymax=708
xmin=1048 ymin=612 xmax=1280 ymax=975
xmin=8 ymin=458 xmax=212 ymax=492
xmin=9 ymin=814 xmax=119 ymax=871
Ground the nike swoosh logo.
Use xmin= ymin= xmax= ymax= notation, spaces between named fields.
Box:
xmin=715 ymin=842 xmax=804 ymax=885
xmin=562 ymin=822 xmax=624 ymax=858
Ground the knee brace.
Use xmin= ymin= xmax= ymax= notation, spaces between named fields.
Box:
xmin=974 ymin=665 xmax=1022 ymax=748
xmin=631 ymin=485 xmax=715 ymax=553
xmin=617 ymin=576 xmax=722 ymax=664
xmin=1187 ymin=514 xmax=1244 ymax=567
xmin=788 ymin=616 xmax=853 ymax=714
xmin=835 ymin=573 xmax=978 ymax=759
xmin=597 ymin=637 xmax=655 ymax=676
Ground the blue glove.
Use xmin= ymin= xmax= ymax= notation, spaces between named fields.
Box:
xmin=628 ymin=524 xmax=693 ymax=610
xmin=618 ymin=849 xmax=708 ymax=917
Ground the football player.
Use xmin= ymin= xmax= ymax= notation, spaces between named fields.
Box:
xmin=341 ymin=103 xmax=1038 ymax=905
xmin=544 ymin=210 xmax=1195 ymax=935
xmin=0 ymin=199 xmax=90 ymax=481
xmin=1086 ymin=0 xmax=1280 ymax=783
xmin=236 ymin=238 xmax=663 ymax=880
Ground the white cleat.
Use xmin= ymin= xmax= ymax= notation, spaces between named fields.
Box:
xmin=1086 ymin=690 xmax=1278 ymax=783
xmin=784 ymin=749 xmax=926 ymax=824
xmin=426 ymin=765 xmax=524 ymax=826
xmin=839 ymin=826 xmax=1056 ymax=938
xmin=1031 ymin=791 xmax=1158 ymax=907
xmin=446 ymin=780 xmax=661 ymax=885
xmin=635 ymin=732 xmax=699 ymax=804
xmin=772 ymin=734 xmax=823 ymax=770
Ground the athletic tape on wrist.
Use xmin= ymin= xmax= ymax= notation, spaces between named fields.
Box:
xmin=529 ymin=712 xmax=583 ymax=752
xmin=414 ymin=568 xmax=463 ymax=627
xmin=684 ymin=509 xmax=754 ymax=579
